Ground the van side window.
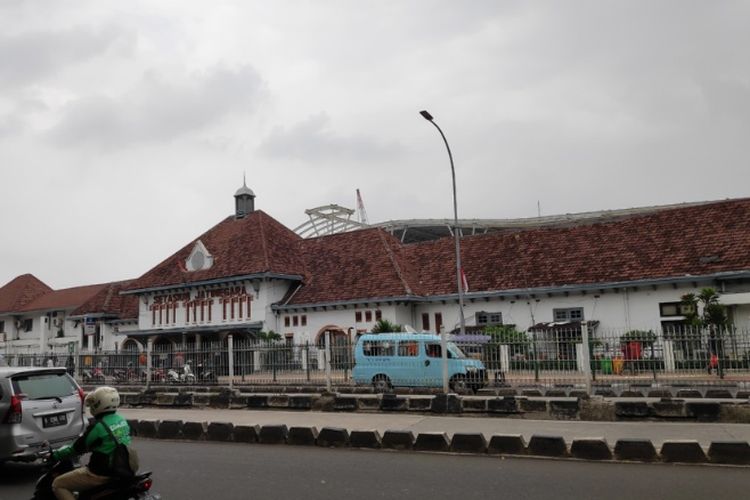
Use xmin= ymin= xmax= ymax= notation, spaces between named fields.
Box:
xmin=426 ymin=343 xmax=442 ymax=358
xmin=398 ymin=341 xmax=419 ymax=357
xmin=362 ymin=340 xmax=395 ymax=357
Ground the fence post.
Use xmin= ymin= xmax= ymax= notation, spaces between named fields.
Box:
xmin=146 ymin=338 xmax=153 ymax=390
xmin=499 ymin=344 xmax=510 ymax=374
xmin=324 ymin=331 xmax=332 ymax=393
xmin=304 ymin=341 xmax=310 ymax=382
xmin=228 ymin=334 xmax=234 ymax=389
xmin=663 ymin=339 xmax=675 ymax=372
xmin=580 ymin=322 xmax=592 ymax=395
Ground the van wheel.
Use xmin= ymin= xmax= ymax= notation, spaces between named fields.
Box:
xmin=449 ymin=375 xmax=468 ymax=393
xmin=372 ymin=375 xmax=392 ymax=393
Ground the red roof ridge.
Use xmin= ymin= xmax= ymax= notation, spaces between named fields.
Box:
xmin=376 ymin=229 xmax=413 ymax=296
xmin=258 ymin=211 xmax=271 ymax=271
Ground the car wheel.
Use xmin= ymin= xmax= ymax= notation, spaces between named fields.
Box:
xmin=372 ymin=375 xmax=392 ymax=393
xmin=449 ymin=375 xmax=468 ymax=393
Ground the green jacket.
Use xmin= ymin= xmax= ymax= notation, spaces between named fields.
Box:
xmin=53 ymin=412 xmax=131 ymax=476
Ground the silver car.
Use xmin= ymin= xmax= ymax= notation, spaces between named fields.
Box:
xmin=0 ymin=366 xmax=86 ymax=462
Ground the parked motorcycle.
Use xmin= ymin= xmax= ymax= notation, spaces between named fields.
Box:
xmin=167 ymin=362 xmax=196 ymax=384
xmin=82 ymin=367 xmax=105 ymax=384
xmin=195 ymin=362 xmax=217 ymax=384
xmin=31 ymin=448 xmax=160 ymax=500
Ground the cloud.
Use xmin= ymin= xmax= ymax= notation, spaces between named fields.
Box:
xmin=258 ymin=112 xmax=405 ymax=162
xmin=46 ymin=65 xmax=265 ymax=149
xmin=0 ymin=26 xmax=130 ymax=90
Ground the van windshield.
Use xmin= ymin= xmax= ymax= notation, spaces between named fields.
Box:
xmin=447 ymin=343 xmax=467 ymax=359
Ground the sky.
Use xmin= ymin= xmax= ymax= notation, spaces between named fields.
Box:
xmin=1 ymin=1 xmax=749 ymax=290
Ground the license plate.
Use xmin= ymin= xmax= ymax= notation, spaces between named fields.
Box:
xmin=42 ymin=413 xmax=67 ymax=428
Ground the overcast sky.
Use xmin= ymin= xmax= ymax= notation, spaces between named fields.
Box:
xmin=1 ymin=1 xmax=749 ymax=290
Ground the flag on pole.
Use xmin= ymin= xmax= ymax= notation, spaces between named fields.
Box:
xmin=460 ymin=268 xmax=469 ymax=293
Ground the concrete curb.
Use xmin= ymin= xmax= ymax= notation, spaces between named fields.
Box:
xmin=287 ymin=426 xmax=318 ymax=446
xmin=258 ymin=424 xmax=288 ymax=444
xmin=206 ymin=422 xmax=234 ymax=442
xmin=487 ymin=434 xmax=526 ymax=455
xmin=350 ymin=430 xmax=382 ymax=449
xmin=707 ymin=441 xmax=750 ymax=465
xmin=614 ymin=439 xmax=658 ymax=462
xmin=450 ymin=433 xmax=488 ymax=454
xmin=414 ymin=432 xmax=450 ymax=452
xmin=527 ymin=435 xmax=568 ymax=457
xmin=381 ymin=430 xmax=415 ymax=450
xmin=570 ymin=438 xmax=612 ymax=460
xmin=660 ymin=440 xmax=708 ymax=463
xmin=130 ymin=418 xmax=750 ymax=466
xmin=317 ymin=427 xmax=349 ymax=447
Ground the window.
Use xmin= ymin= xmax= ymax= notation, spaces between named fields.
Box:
xmin=375 ymin=310 xmax=382 ymax=321
xmin=22 ymin=318 xmax=33 ymax=332
xmin=553 ymin=308 xmax=584 ymax=322
xmin=659 ymin=302 xmax=695 ymax=317
xmin=365 ymin=311 xmax=372 ymax=322
xmin=426 ymin=343 xmax=442 ymax=358
xmin=301 ymin=315 xmax=307 ymax=326
xmin=355 ymin=311 xmax=362 ymax=323
xmin=476 ymin=311 xmax=503 ymax=326
xmin=293 ymin=316 xmax=299 ymax=327
xmin=246 ymin=296 xmax=252 ymax=318
xmin=0 ymin=320 xmax=4 ymax=332
xmin=284 ymin=316 xmax=291 ymax=327
xmin=398 ymin=341 xmax=419 ymax=357
xmin=362 ymin=340 xmax=395 ymax=357
xmin=222 ymin=300 xmax=227 ymax=321
xmin=208 ymin=300 xmax=213 ymax=321
xmin=421 ymin=313 xmax=430 ymax=331
xmin=434 ymin=313 xmax=443 ymax=333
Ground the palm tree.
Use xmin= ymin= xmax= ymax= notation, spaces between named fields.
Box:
xmin=371 ymin=319 xmax=402 ymax=333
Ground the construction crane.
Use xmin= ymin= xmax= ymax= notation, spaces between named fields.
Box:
xmin=356 ymin=188 xmax=369 ymax=225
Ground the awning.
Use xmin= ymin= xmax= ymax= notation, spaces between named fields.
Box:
xmin=125 ymin=322 xmax=263 ymax=337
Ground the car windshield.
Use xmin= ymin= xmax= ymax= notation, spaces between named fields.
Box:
xmin=12 ymin=372 xmax=77 ymax=400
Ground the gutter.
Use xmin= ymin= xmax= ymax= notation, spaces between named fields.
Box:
xmin=120 ymin=272 xmax=304 ymax=295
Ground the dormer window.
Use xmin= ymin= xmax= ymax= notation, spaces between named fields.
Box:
xmin=186 ymin=240 xmax=214 ymax=272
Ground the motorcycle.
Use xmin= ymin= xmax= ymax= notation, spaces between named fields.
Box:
xmin=32 ymin=448 xmax=160 ymax=500
xmin=195 ymin=362 xmax=217 ymax=384
xmin=82 ymin=367 xmax=105 ymax=384
xmin=167 ymin=362 xmax=196 ymax=384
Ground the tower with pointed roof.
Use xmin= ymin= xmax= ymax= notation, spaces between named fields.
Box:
xmin=234 ymin=175 xmax=256 ymax=219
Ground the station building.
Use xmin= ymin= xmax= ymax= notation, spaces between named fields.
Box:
xmin=2 ymin=183 xmax=750 ymax=356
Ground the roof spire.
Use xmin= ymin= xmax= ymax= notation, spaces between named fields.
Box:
xmin=234 ymin=175 xmax=256 ymax=219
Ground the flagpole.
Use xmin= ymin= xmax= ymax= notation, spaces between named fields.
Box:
xmin=420 ymin=110 xmax=467 ymax=394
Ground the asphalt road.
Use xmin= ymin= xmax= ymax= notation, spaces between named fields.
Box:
xmin=2 ymin=439 xmax=750 ymax=499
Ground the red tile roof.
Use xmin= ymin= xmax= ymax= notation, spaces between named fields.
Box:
xmin=290 ymin=228 xmax=417 ymax=304
xmin=71 ymin=280 xmax=139 ymax=320
xmin=0 ymin=274 xmax=53 ymax=313
xmin=406 ymin=198 xmax=750 ymax=296
xmin=116 ymin=198 xmax=750 ymax=308
xmin=18 ymin=283 xmax=108 ymax=312
xmin=124 ymin=211 xmax=306 ymax=292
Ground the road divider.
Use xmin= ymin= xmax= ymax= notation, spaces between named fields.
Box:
xmin=116 ymin=389 xmax=750 ymax=423
xmin=129 ymin=418 xmax=750 ymax=466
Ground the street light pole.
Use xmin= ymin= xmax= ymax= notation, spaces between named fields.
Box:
xmin=420 ymin=110 xmax=467 ymax=394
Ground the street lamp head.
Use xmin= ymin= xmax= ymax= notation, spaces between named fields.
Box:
xmin=419 ymin=110 xmax=434 ymax=121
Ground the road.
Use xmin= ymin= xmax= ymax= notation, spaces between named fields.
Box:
xmin=121 ymin=407 xmax=750 ymax=447
xmin=2 ymin=439 xmax=750 ymax=499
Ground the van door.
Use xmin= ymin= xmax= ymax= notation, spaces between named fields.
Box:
xmin=423 ymin=341 xmax=445 ymax=387
xmin=394 ymin=340 xmax=421 ymax=386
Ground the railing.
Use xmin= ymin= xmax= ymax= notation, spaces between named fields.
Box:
xmin=2 ymin=326 xmax=749 ymax=391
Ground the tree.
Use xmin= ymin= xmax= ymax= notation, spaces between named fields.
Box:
xmin=485 ymin=325 xmax=530 ymax=356
xmin=254 ymin=330 xmax=282 ymax=342
xmin=680 ymin=288 xmax=728 ymax=331
xmin=371 ymin=319 xmax=402 ymax=333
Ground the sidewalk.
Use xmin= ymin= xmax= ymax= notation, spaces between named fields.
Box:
xmin=120 ymin=407 xmax=750 ymax=448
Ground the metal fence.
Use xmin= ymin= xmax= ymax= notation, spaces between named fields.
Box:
xmin=2 ymin=326 xmax=750 ymax=392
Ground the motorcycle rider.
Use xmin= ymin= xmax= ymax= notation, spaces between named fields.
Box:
xmin=50 ymin=386 xmax=137 ymax=500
